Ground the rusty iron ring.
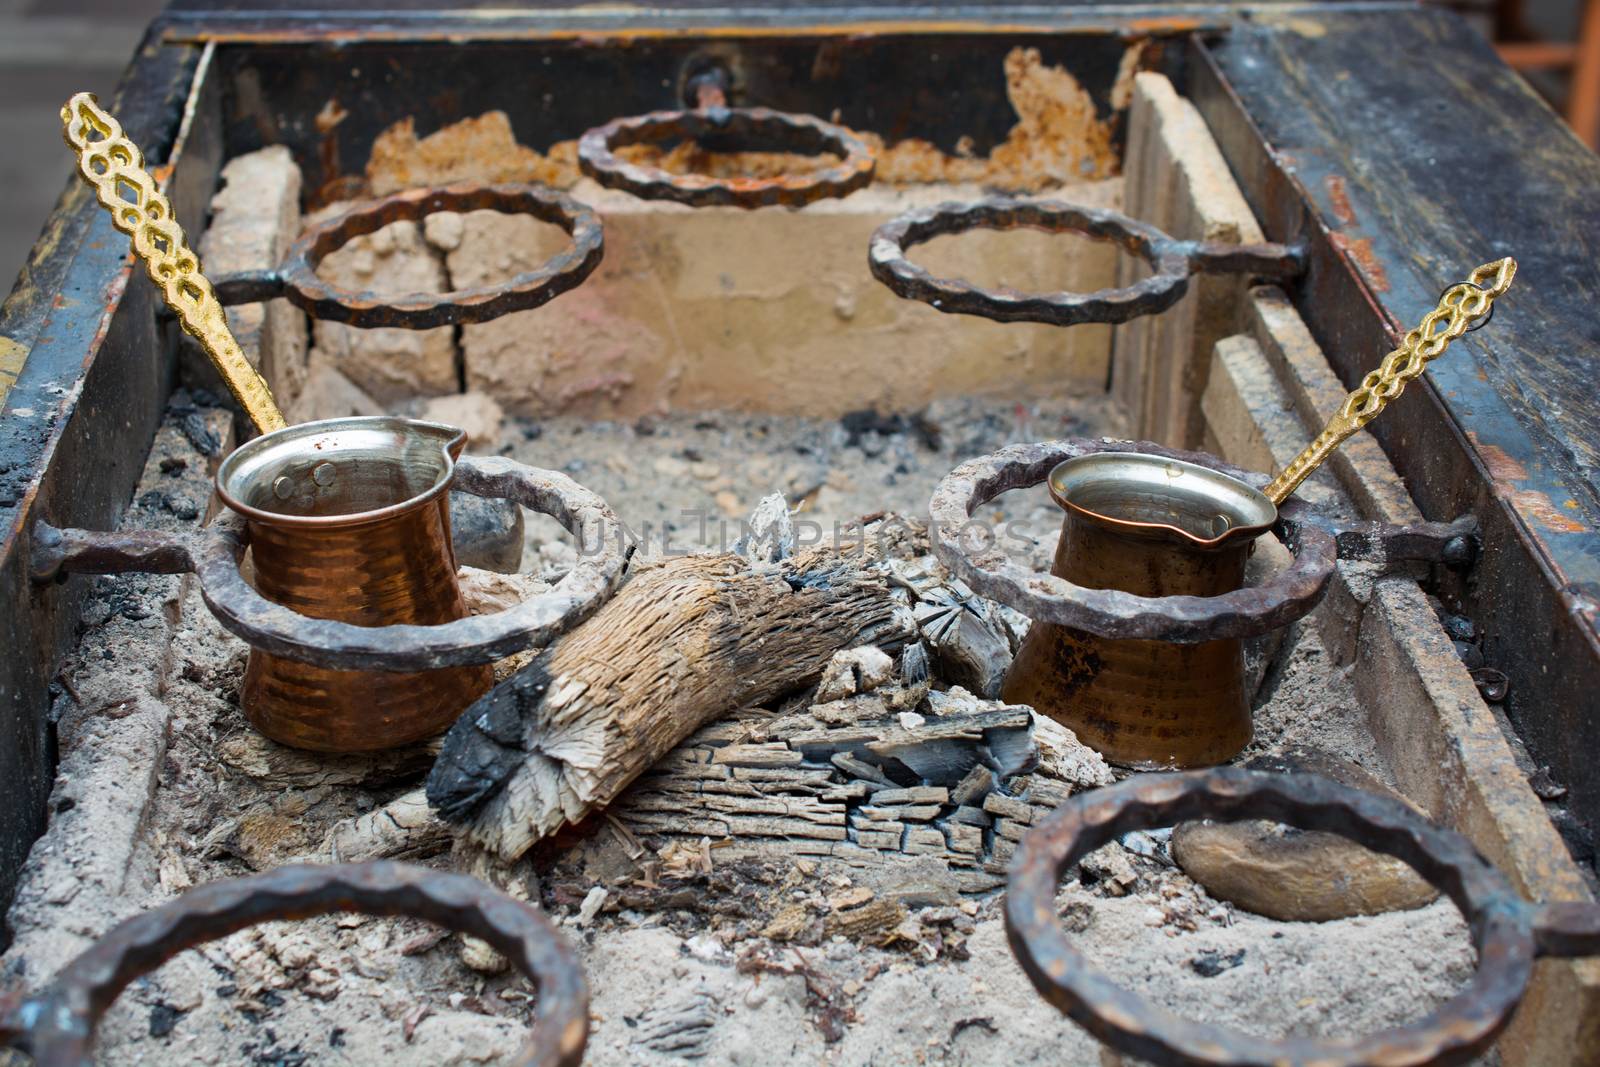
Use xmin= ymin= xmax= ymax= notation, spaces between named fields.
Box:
xmin=30 ymin=456 xmax=629 ymax=671
xmin=577 ymin=107 xmax=875 ymax=208
xmin=0 ymin=861 xmax=587 ymax=1067
xmin=1005 ymin=767 xmax=1600 ymax=1067
xmin=199 ymin=455 xmax=627 ymax=670
xmin=928 ymin=438 xmax=1336 ymax=642
xmin=869 ymin=198 xmax=1304 ymax=326
xmin=213 ymin=183 xmax=604 ymax=329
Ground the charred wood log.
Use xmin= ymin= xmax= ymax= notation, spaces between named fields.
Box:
xmin=426 ymin=549 xmax=916 ymax=861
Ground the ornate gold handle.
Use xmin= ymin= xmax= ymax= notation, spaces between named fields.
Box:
xmin=60 ymin=93 xmax=286 ymax=434
xmin=1262 ymin=257 xmax=1516 ymax=506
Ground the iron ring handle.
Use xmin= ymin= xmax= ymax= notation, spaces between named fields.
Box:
xmin=198 ymin=456 xmax=628 ymax=670
xmin=31 ymin=456 xmax=630 ymax=671
xmin=869 ymin=197 xmax=1304 ymax=327
xmin=1006 ymin=767 xmax=1548 ymax=1067
xmin=0 ymin=862 xmax=588 ymax=1067
xmin=212 ymin=182 xmax=604 ymax=330
xmin=577 ymin=106 xmax=876 ymax=209
xmin=927 ymin=438 xmax=1337 ymax=642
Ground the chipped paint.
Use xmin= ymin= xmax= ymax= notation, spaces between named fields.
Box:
xmin=1324 ymin=174 xmax=1356 ymax=226
xmin=1509 ymin=488 xmax=1589 ymax=534
xmin=1468 ymin=435 xmax=1589 ymax=535
xmin=1471 ymin=434 xmax=1533 ymax=482
xmin=1329 ymin=232 xmax=1390 ymax=292
xmin=0 ymin=336 xmax=27 ymax=409
xmin=1254 ymin=13 xmax=1330 ymax=38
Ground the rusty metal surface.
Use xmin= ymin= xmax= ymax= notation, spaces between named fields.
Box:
xmin=1006 ymin=767 xmax=1544 ymax=1067
xmin=215 ymin=182 xmax=604 ymax=329
xmin=31 ymin=455 xmax=629 ymax=671
xmin=28 ymin=524 xmax=195 ymax=583
xmin=929 ymin=439 xmax=1337 ymax=642
xmin=930 ymin=438 xmax=1482 ymax=643
xmin=578 ymin=106 xmax=875 ymax=208
xmin=0 ymin=861 xmax=588 ymax=1067
xmin=869 ymin=198 xmax=1303 ymax=326
xmin=1533 ymin=902 xmax=1600 ymax=959
xmin=1314 ymin=513 xmax=1479 ymax=568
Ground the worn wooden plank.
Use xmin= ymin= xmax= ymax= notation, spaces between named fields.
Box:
xmin=1357 ymin=578 xmax=1600 ymax=1065
xmin=1197 ymin=18 xmax=1600 ymax=907
xmin=1111 ymin=71 xmax=1263 ymax=447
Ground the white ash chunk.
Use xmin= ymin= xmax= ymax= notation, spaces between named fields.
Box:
xmin=576 ymin=885 xmax=609 ymax=926
xmin=921 ymin=686 xmax=983 ymax=716
xmin=885 ymin=556 xmax=948 ymax=597
xmin=811 ymin=694 xmax=889 ymax=726
xmin=315 ymin=787 xmax=450 ymax=863
xmin=733 ymin=491 xmax=795 ymax=562
xmin=1031 ymin=711 xmax=1114 ymax=788
xmin=458 ymin=568 xmax=554 ymax=615
xmin=815 ymin=645 xmax=897 ymax=702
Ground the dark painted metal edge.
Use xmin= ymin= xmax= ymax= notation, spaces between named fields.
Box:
xmin=145 ymin=2 xmax=1425 ymax=44
xmin=0 ymin=32 xmax=202 ymax=941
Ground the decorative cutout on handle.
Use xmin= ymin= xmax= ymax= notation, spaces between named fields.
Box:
xmin=60 ymin=92 xmax=286 ymax=433
xmin=1262 ymin=257 xmax=1516 ymax=505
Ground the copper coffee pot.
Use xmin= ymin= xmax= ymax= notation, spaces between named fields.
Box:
xmin=216 ymin=418 xmax=492 ymax=750
xmin=61 ymin=93 xmax=492 ymax=750
xmin=1003 ymin=257 xmax=1517 ymax=769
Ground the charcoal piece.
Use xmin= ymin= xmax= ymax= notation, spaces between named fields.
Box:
xmin=426 ymin=654 xmax=551 ymax=821
xmin=1190 ymin=948 xmax=1246 ymax=977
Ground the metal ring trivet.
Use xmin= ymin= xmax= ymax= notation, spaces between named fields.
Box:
xmin=928 ymin=438 xmax=1336 ymax=642
xmin=211 ymin=182 xmax=604 ymax=329
xmin=577 ymin=107 xmax=876 ymax=208
xmin=1006 ymin=767 xmax=1600 ymax=1067
xmin=0 ymin=862 xmax=588 ymax=1067
xmin=869 ymin=198 xmax=1304 ymax=326
xmin=30 ymin=455 xmax=629 ymax=671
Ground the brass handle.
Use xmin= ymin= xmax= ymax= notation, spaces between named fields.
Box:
xmin=60 ymin=93 xmax=286 ymax=434
xmin=1262 ymin=257 xmax=1516 ymax=505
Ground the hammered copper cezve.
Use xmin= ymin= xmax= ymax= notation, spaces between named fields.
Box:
xmin=216 ymin=417 xmax=493 ymax=751
xmin=1002 ymin=453 xmax=1276 ymax=768
xmin=995 ymin=258 xmax=1517 ymax=769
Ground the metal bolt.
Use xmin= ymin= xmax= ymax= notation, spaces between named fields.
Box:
xmin=1441 ymin=534 xmax=1476 ymax=567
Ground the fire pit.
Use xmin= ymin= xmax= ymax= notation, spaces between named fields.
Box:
xmin=1 ymin=4 xmax=1597 ymax=1066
